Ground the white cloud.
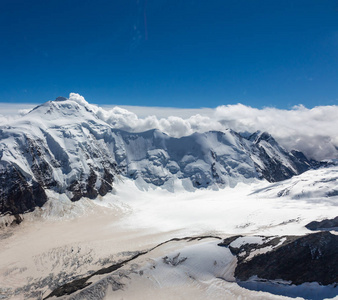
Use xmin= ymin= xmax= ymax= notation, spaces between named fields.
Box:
xmin=69 ymin=92 xmax=89 ymax=107
xmin=101 ymin=104 xmax=215 ymax=119
xmin=0 ymin=93 xmax=337 ymax=161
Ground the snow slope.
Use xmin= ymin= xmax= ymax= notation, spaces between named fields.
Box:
xmin=251 ymin=165 xmax=338 ymax=202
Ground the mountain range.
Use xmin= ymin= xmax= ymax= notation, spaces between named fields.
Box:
xmin=0 ymin=97 xmax=317 ymax=216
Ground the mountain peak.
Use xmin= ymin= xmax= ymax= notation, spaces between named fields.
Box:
xmin=248 ymin=131 xmax=277 ymax=145
xmin=55 ymin=96 xmax=68 ymax=102
xmin=20 ymin=97 xmax=102 ymax=128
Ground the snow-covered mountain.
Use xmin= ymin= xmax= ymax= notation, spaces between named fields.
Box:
xmin=0 ymin=97 xmax=315 ymax=216
xmin=251 ymin=165 xmax=338 ymax=200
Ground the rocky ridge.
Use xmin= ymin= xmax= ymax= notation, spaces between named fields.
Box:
xmin=218 ymin=231 xmax=338 ymax=286
xmin=306 ymin=216 xmax=338 ymax=232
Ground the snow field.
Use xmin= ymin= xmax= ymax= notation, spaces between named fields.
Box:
xmin=0 ymin=168 xmax=337 ymax=299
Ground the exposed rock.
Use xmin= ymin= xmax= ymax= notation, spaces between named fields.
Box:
xmin=11 ymin=214 xmax=23 ymax=226
xmin=0 ymin=162 xmax=48 ymax=215
xmin=248 ymin=131 xmax=312 ymax=182
xmin=220 ymin=232 xmax=338 ymax=286
xmin=163 ymin=253 xmax=187 ymax=266
xmin=306 ymin=216 xmax=338 ymax=231
xmin=217 ymin=235 xmax=243 ymax=248
xmin=44 ymin=276 xmax=92 ymax=298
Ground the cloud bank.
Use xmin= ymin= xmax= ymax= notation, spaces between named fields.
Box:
xmin=1 ymin=93 xmax=337 ymax=161
xmin=0 ymin=103 xmax=37 ymax=124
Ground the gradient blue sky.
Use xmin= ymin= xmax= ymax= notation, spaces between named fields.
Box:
xmin=1 ymin=0 xmax=337 ymax=108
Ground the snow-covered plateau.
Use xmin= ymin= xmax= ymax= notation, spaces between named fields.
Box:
xmin=0 ymin=95 xmax=337 ymax=300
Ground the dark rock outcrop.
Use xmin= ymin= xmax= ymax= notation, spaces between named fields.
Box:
xmin=0 ymin=162 xmax=48 ymax=215
xmin=0 ymin=158 xmax=117 ymax=215
xmin=248 ymin=131 xmax=313 ymax=182
xmin=220 ymin=232 xmax=338 ymax=286
xmin=306 ymin=216 xmax=338 ymax=231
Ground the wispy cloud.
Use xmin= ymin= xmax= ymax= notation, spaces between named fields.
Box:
xmin=0 ymin=103 xmax=37 ymax=124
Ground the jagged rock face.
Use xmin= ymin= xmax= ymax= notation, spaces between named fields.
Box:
xmin=0 ymin=162 xmax=47 ymax=215
xmin=219 ymin=232 xmax=338 ymax=285
xmin=248 ymin=132 xmax=312 ymax=182
xmin=0 ymin=98 xmax=314 ymax=215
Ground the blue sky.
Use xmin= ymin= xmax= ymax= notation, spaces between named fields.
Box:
xmin=1 ymin=0 xmax=337 ymax=108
